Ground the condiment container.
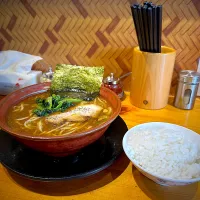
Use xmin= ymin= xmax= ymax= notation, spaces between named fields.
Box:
xmin=174 ymin=70 xmax=200 ymax=110
xmin=130 ymin=46 xmax=176 ymax=109
xmin=40 ymin=67 xmax=54 ymax=83
xmin=103 ymin=73 xmax=124 ymax=99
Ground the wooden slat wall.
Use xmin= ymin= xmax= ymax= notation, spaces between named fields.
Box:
xmin=0 ymin=0 xmax=200 ymax=92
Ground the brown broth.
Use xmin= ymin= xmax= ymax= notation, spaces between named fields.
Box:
xmin=7 ymin=92 xmax=113 ymax=137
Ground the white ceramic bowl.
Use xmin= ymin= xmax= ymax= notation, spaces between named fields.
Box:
xmin=123 ymin=122 xmax=200 ymax=186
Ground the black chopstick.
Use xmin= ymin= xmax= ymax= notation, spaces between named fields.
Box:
xmin=147 ymin=7 xmax=153 ymax=52
xmin=131 ymin=5 xmax=143 ymax=50
xmin=152 ymin=6 xmax=158 ymax=52
xmin=157 ymin=5 xmax=162 ymax=53
xmin=142 ymin=5 xmax=150 ymax=52
xmin=138 ymin=6 xmax=146 ymax=51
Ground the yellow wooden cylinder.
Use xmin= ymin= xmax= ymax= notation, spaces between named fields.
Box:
xmin=130 ymin=46 xmax=176 ymax=110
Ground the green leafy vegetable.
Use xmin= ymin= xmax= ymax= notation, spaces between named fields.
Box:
xmin=33 ymin=94 xmax=82 ymax=117
xmin=44 ymin=96 xmax=52 ymax=109
xmin=36 ymin=98 xmax=43 ymax=104
xmin=53 ymin=98 xmax=82 ymax=110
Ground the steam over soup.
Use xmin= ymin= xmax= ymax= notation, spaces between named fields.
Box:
xmin=7 ymin=92 xmax=113 ymax=137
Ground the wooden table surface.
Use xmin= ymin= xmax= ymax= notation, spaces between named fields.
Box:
xmin=0 ymin=93 xmax=200 ymax=200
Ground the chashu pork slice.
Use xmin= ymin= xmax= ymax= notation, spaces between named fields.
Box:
xmin=46 ymin=104 xmax=103 ymax=124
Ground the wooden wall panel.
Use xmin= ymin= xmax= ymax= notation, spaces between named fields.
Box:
xmin=0 ymin=0 xmax=200 ymax=92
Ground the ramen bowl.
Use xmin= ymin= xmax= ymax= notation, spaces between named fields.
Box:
xmin=0 ymin=82 xmax=121 ymax=157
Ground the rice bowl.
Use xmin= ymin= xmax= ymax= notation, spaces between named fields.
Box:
xmin=123 ymin=122 xmax=200 ymax=186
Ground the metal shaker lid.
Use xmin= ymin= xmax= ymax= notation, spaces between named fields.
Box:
xmin=179 ymin=70 xmax=200 ymax=84
xmin=103 ymin=73 xmax=120 ymax=85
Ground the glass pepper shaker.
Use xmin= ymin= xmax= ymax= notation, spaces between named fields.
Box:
xmin=174 ymin=70 xmax=200 ymax=110
xmin=103 ymin=73 xmax=124 ymax=99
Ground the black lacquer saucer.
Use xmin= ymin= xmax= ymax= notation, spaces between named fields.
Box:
xmin=0 ymin=116 xmax=127 ymax=181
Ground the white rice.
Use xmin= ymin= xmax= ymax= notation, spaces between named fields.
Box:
xmin=126 ymin=128 xmax=200 ymax=179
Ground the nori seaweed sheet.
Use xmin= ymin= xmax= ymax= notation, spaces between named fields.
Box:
xmin=51 ymin=64 xmax=104 ymax=100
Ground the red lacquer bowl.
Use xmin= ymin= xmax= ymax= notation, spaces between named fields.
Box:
xmin=0 ymin=83 xmax=121 ymax=157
